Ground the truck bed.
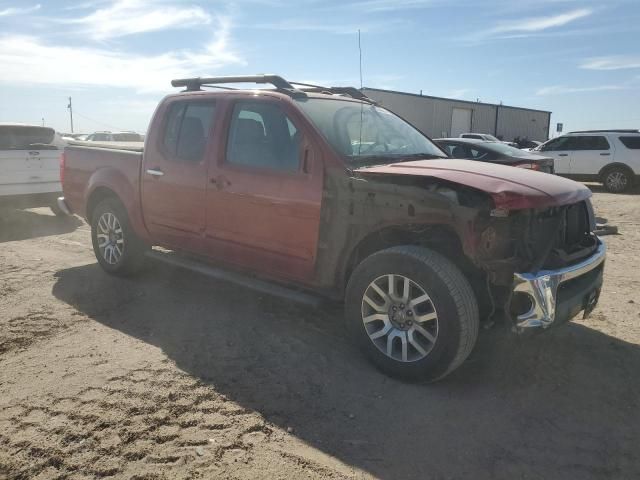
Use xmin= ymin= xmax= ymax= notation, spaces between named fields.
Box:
xmin=63 ymin=143 xmax=143 ymax=220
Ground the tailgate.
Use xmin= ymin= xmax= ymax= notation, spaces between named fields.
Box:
xmin=0 ymin=148 xmax=61 ymax=196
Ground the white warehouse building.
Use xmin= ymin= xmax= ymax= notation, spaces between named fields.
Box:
xmin=362 ymin=87 xmax=552 ymax=143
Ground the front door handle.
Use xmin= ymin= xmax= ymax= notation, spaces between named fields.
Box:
xmin=600 ymin=152 xmax=610 ymax=156
xmin=146 ymin=168 xmax=164 ymax=177
xmin=558 ymin=153 xmax=568 ymax=157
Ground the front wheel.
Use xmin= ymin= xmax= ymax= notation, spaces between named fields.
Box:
xmin=345 ymin=246 xmax=479 ymax=382
xmin=91 ymin=198 xmax=147 ymax=276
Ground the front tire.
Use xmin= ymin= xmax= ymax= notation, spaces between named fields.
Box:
xmin=91 ymin=198 xmax=147 ymax=276
xmin=602 ymin=167 xmax=632 ymax=193
xmin=345 ymin=246 xmax=479 ymax=382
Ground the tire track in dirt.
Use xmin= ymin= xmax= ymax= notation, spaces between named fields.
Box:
xmin=0 ymin=365 xmax=350 ymax=479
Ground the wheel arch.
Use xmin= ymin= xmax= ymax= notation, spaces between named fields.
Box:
xmin=84 ymin=167 xmax=150 ymax=242
xmin=342 ymin=223 xmax=479 ymax=293
xmin=598 ymin=162 xmax=636 ymax=179
xmin=86 ymin=186 xmax=120 ymax=223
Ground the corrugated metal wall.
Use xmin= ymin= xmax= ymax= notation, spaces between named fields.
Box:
xmin=496 ymin=107 xmax=550 ymax=143
xmin=362 ymin=88 xmax=550 ymax=142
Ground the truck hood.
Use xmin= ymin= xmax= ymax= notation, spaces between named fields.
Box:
xmin=354 ymin=159 xmax=591 ymax=210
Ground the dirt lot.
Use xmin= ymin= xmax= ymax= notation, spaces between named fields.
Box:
xmin=1 ymin=187 xmax=639 ymax=480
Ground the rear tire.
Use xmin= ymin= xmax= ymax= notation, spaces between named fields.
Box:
xmin=91 ymin=198 xmax=147 ymax=276
xmin=345 ymin=246 xmax=479 ymax=382
xmin=602 ymin=167 xmax=633 ymax=193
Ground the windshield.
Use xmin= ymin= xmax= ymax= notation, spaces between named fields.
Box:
xmin=295 ymin=97 xmax=446 ymax=164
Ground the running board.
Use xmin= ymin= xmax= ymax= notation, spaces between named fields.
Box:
xmin=145 ymin=249 xmax=323 ymax=307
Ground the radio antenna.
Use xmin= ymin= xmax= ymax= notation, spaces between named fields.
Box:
xmin=357 ymin=29 xmax=364 ymax=155
xmin=358 ymin=29 xmax=363 ymax=89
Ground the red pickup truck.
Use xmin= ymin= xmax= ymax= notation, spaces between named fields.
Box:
xmin=59 ymin=75 xmax=606 ymax=382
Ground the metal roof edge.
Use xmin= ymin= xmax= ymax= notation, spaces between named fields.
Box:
xmin=361 ymin=87 xmax=552 ymax=115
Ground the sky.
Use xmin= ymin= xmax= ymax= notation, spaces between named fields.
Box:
xmin=0 ymin=0 xmax=639 ymax=136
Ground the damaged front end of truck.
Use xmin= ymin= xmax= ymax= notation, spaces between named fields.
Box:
xmin=317 ymin=159 xmax=605 ymax=332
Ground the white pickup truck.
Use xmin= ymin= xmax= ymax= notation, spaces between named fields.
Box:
xmin=0 ymin=123 xmax=65 ymax=215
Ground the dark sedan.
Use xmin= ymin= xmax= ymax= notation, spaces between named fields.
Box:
xmin=434 ymin=138 xmax=555 ymax=173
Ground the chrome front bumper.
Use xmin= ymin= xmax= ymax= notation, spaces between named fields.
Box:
xmin=513 ymin=241 xmax=606 ymax=329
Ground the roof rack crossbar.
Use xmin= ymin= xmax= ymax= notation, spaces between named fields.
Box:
xmin=171 ymin=75 xmax=298 ymax=92
xmin=290 ymin=83 xmax=373 ymax=102
xmin=200 ymin=85 xmax=238 ymax=91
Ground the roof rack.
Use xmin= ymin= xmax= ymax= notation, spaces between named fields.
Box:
xmin=170 ymin=75 xmax=374 ymax=102
xmin=289 ymin=82 xmax=373 ymax=102
xmin=171 ymin=75 xmax=303 ymax=95
xmin=569 ymin=129 xmax=639 ymax=134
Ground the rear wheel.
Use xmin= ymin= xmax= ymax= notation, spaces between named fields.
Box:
xmin=91 ymin=198 xmax=147 ymax=276
xmin=602 ymin=167 xmax=632 ymax=193
xmin=345 ymin=246 xmax=479 ymax=382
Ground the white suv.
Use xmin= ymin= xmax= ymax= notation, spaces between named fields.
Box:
xmin=534 ymin=130 xmax=640 ymax=193
xmin=533 ymin=130 xmax=640 ymax=193
xmin=0 ymin=124 xmax=65 ymax=215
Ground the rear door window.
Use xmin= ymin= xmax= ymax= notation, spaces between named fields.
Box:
xmin=0 ymin=126 xmax=55 ymax=150
xmin=226 ymin=102 xmax=301 ymax=172
xmin=619 ymin=136 xmax=640 ymax=149
xmin=573 ymin=136 xmax=610 ymax=150
xmin=162 ymin=101 xmax=217 ymax=162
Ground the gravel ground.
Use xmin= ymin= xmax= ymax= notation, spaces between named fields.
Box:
xmin=0 ymin=187 xmax=639 ymax=480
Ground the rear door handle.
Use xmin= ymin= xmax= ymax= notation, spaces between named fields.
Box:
xmin=558 ymin=153 xmax=568 ymax=157
xmin=600 ymin=152 xmax=610 ymax=156
xmin=146 ymin=168 xmax=164 ymax=177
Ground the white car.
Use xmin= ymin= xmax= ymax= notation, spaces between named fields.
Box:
xmin=0 ymin=123 xmax=65 ymax=215
xmin=459 ymin=133 xmax=518 ymax=148
xmin=533 ymin=130 xmax=640 ymax=193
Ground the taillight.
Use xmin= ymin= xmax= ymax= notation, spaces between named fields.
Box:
xmin=60 ymin=151 xmax=66 ymax=184
xmin=516 ymin=162 xmax=540 ymax=170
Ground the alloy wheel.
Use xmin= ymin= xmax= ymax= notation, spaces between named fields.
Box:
xmin=606 ymin=171 xmax=628 ymax=192
xmin=96 ymin=212 xmax=124 ymax=265
xmin=361 ymin=274 xmax=439 ymax=362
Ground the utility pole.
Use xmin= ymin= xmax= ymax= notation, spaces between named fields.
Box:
xmin=67 ymin=97 xmax=74 ymax=133
xmin=41 ymin=117 xmax=44 ymax=126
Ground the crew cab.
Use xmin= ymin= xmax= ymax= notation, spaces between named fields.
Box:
xmin=59 ymin=75 xmax=606 ymax=382
xmin=1 ymin=123 xmax=66 ymax=215
xmin=533 ymin=130 xmax=640 ymax=192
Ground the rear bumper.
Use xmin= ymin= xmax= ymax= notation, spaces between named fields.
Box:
xmin=512 ymin=240 xmax=606 ymax=329
xmin=0 ymin=191 xmax=61 ymax=208
xmin=57 ymin=196 xmax=72 ymax=216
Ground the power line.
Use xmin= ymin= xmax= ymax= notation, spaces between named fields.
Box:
xmin=72 ymin=110 xmax=130 ymax=132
